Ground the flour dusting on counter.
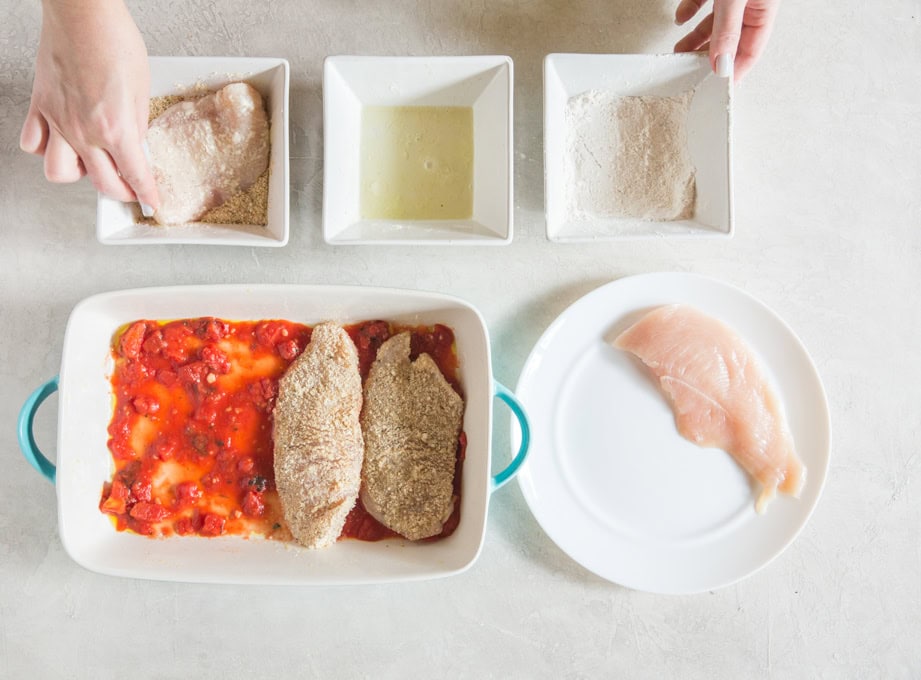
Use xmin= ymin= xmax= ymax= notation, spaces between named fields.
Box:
xmin=565 ymin=90 xmax=696 ymax=221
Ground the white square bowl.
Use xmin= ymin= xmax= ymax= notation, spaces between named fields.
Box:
xmin=323 ymin=56 xmax=513 ymax=245
xmin=544 ymin=53 xmax=732 ymax=242
xmin=97 ymin=57 xmax=290 ymax=246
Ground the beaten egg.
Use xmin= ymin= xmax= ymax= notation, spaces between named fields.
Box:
xmin=360 ymin=106 xmax=474 ymax=221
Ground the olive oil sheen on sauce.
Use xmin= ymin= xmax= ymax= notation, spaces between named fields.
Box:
xmin=360 ymin=106 xmax=474 ymax=221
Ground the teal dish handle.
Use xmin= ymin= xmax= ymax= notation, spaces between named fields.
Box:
xmin=17 ymin=376 xmax=530 ymax=491
xmin=18 ymin=376 xmax=58 ymax=484
xmin=490 ymin=380 xmax=530 ymax=492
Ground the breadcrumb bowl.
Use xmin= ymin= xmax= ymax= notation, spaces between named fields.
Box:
xmin=96 ymin=57 xmax=290 ymax=246
xmin=544 ymin=53 xmax=732 ymax=242
xmin=17 ymin=285 xmax=530 ymax=584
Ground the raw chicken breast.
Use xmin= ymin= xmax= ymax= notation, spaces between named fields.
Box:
xmin=614 ymin=304 xmax=805 ymax=513
xmin=146 ymin=82 xmax=269 ymax=225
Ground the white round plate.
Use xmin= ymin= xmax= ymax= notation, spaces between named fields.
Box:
xmin=515 ymin=273 xmax=831 ymax=594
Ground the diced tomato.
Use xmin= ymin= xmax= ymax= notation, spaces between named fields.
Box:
xmin=132 ymin=520 xmax=156 ymax=536
xmin=192 ymin=395 xmax=221 ymax=425
xmin=201 ymin=345 xmax=231 ymax=374
xmin=237 ymin=457 xmax=254 ymax=474
xmin=122 ymin=361 xmax=150 ymax=383
xmin=142 ymin=330 xmax=165 ymax=355
xmin=247 ymin=378 xmax=277 ymax=409
xmin=254 ymin=321 xmax=289 ymax=349
xmin=132 ymin=395 xmax=159 ymax=416
xmin=174 ymin=517 xmax=194 ymax=535
xmin=175 ymin=481 xmax=203 ymax=505
xmin=162 ymin=323 xmax=194 ymax=363
xmin=156 ymin=369 xmax=178 ymax=387
xmin=197 ymin=318 xmax=230 ymax=342
xmin=131 ymin=479 xmax=152 ymax=503
xmin=353 ymin=320 xmax=391 ymax=376
xmin=119 ymin=321 xmax=148 ymax=360
xmin=178 ymin=361 xmax=207 ymax=386
xmin=200 ymin=513 xmax=225 ymax=537
xmin=107 ymin=421 xmax=135 ymax=460
xmin=277 ymin=339 xmax=299 ymax=361
xmin=100 ymin=478 xmax=129 ymax=515
xmin=242 ymin=490 xmax=265 ymax=517
xmin=150 ymin=436 xmax=177 ymax=461
xmin=353 ymin=320 xmax=390 ymax=354
xmin=129 ymin=501 xmax=170 ymax=522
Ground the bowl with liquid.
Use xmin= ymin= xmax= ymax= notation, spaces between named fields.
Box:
xmin=323 ymin=55 xmax=513 ymax=245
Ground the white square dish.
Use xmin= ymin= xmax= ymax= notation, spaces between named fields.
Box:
xmin=544 ymin=53 xmax=733 ymax=242
xmin=96 ymin=57 xmax=290 ymax=246
xmin=19 ymin=285 xmax=530 ymax=584
xmin=323 ymin=55 xmax=513 ymax=245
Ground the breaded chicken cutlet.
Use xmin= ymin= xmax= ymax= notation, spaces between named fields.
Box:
xmin=273 ymin=322 xmax=364 ymax=549
xmin=359 ymin=332 xmax=464 ymax=541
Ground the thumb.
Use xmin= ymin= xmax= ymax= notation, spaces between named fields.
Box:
xmin=709 ymin=0 xmax=747 ymax=77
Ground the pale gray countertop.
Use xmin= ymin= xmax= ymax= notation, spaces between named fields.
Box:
xmin=1 ymin=0 xmax=919 ymax=677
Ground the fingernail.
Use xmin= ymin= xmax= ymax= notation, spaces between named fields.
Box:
xmin=716 ymin=53 xmax=734 ymax=78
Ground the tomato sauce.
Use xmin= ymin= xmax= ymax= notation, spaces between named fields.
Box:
xmin=100 ymin=318 xmax=464 ymax=543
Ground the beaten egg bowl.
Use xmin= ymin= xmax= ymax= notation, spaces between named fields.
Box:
xmin=323 ymin=55 xmax=514 ymax=245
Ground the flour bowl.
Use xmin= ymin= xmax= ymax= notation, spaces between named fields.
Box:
xmin=323 ymin=55 xmax=514 ymax=245
xmin=96 ymin=57 xmax=290 ymax=247
xmin=544 ymin=53 xmax=732 ymax=242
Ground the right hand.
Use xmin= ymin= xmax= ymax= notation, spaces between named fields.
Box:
xmin=674 ymin=0 xmax=781 ymax=81
xmin=19 ymin=0 xmax=159 ymax=211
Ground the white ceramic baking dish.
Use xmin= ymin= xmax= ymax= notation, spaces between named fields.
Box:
xmin=18 ymin=285 xmax=529 ymax=584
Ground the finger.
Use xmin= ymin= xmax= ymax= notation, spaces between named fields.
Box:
xmin=20 ymin=104 xmax=50 ymax=156
xmin=81 ymin=146 xmax=138 ymax=202
xmin=136 ymin=92 xmax=151 ymax=138
xmin=44 ymin=129 xmax=85 ymax=183
xmin=733 ymin=6 xmax=780 ymax=81
xmin=110 ymin=135 xmax=160 ymax=210
xmin=710 ymin=0 xmax=748 ymax=77
xmin=675 ymin=12 xmax=714 ymax=53
xmin=734 ymin=27 xmax=772 ymax=81
xmin=675 ymin=0 xmax=709 ymax=26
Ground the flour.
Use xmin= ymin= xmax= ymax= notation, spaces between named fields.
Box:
xmin=564 ymin=90 xmax=696 ymax=221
